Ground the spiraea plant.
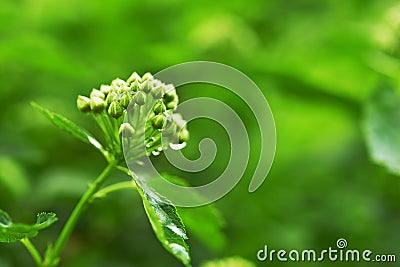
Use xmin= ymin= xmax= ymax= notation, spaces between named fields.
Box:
xmin=0 ymin=72 xmax=198 ymax=267
xmin=76 ymin=72 xmax=189 ymax=163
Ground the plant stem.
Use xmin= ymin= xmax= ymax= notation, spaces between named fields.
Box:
xmin=115 ymin=165 xmax=131 ymax=175
xmin=90 ymin=181 xmax=137 ymax=201
xmin=21 ymin=238 xmax=43 ymax=267
xmin=46 ymin=162 xmax=115 ymax=266
xmin=92 ymin=114 xmax=112 ymax=147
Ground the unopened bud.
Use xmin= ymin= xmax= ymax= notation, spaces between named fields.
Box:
xmin=112 ymin=78 xmax=126 ymax=88
xmin=165 ymin=84 xmax=175 ymax=94
xmin=152 ymin=114 xmax=167 ymax=129
xmin=153 ymin=101 xmax=166 ymax=114
xmin=172 ymin=113 xmax=186 ymax=129
xmin=131 ymin=80 xmax=140 ymax=92
xmin=120 ymin=93 xmax=132 ymax=109
xmin=163 ymin=92 xmax=176 ymax=103
xmin=140 ymin=80 xmax=151 ymax=93
xmin=151 ymin=85 xmax=164 ymax=99
xmin=90 ymin=89 xmax=105 ymax=99
xmin=163 ymin=122 xmax=176 ymax=137
xmin=108 ymin=101 xmax=124 ymax=119
xmin=106 ymin=92 xmax=118 ymax=105
xmin=77 ymin=95 xmax=91 ymax=112
xmin=134 ymin=91 xmax=146 ymax=106
xmin=119 ymin=123 xmax=135 ymax=137
xmin=152 ymin=79 xmax=162 ymax=87
xmin=100 ymin=85 xmax=111 ymax=95
xmin=90 ymin=96 xmax=106 ymax=113
xmin=127 ymin=72 xmax=141 ymax=85
xmin=142 ymin=72 xmax=153 ymax=81
xmin=120 ymin=83 xmax=130 ymax=93
xmin=179 ymin=128 xmax=189 ymax=143
xmin=166 ymin=100 xmax=178 ymax=110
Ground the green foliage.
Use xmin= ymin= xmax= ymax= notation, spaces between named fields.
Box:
xmin=29 ymin=72 xmax=193 ymax=267
xmin=1 ymin=0 xmax=400 ymax=267
xmin=163 ymin=174 xmax=226 ymax=251
xmin=0 ymin=210 xmax=57 ymax=243
xmin=31 ymin=102 xmax=107 ymax=158
xmin=364 ymin=84 xmax=400 ymax=175
xmin=138 ymin=184 xmax=191 ymax=267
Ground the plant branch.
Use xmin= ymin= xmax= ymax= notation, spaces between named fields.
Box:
xmin=114 ymin=165 xmax=131 ymax=175
xmin=90 ymin=181 xmax=137 ymax=201
xmin=21 ymin=238 xmax=43 ymax=267
xmin=45 ymin=162 xmax=115 ymax=266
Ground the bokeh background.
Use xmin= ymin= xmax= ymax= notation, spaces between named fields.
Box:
xmin=1 ymin=0 xmax=400 ymax=266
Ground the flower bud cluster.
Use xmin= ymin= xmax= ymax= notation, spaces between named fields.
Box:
xmin=77 ymin=72 xmax=189 ymax=159
xmin=77 ymin=73 xmax=176 ymax=117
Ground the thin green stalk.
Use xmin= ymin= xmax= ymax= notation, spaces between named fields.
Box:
xmin=117 ymin=112 xmax=125 ymax=128
xmin=46 ymin=162 xmax=115 ymax=266
xmin=102 ymin=113 xmax=119 ymax=145
xmin=21 ymin=238 xmax=43 ymax=267
xmin=92 ymin=114 xmax=113 ymax=149
xmin=114 ymin=165 xmax=131 ymax=175
xmin=90 ymin=181 xmax=137 ymax=201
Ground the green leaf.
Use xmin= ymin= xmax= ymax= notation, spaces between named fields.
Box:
xmin=0 ymin=209 xmax=57 ymax=243
xmin=363 ymin=84 xmax=400 ymax=175
xmin=0 ymin=210 xmax=12 ymax=227
xmin=31 ymin=102 xmax=107 ymax=156
xmin=36 ymin=212 xmax=57 ymax=228
xmin=134 ymin=181 xmax=191 ymax=267
xmin=164 ymin=175 xmax=226 ymax=251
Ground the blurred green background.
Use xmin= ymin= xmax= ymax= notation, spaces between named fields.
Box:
xmin=1 ymin=0 xmax=400 ymax=266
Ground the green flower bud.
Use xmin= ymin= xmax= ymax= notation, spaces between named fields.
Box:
xmin=165 ymin=84 xmax=175 ymax=94
xmin=77 ymin=95 xmax=91 ymax=112
xmin=153 ymin=101 xmax=166 ymax=114
xmin=166 ymin=100 xmax=178 ymax=110
xmin=151 ymin=85 xmax=164 ymax=99
xmin=108 ymin=101 xmax=124 ymax=119
xmin=152 ymin=79 xmax=163 ymax=87
xmin=90 ymin=89 xmax=105 ymax=99
xmin=171 ymin=113 xmax=186 ymax=129
xmin=133 ymin=91 xmax=146 ymax=106
xmin=140 ymin=80 xmax=151 ymax=93
xmin=106 ymin=91 xmax=118 ymax=105
xmin=163 ymin=122 xmax=176 ymax=137
xmin=100 ymin=85 xmax=111 ymax=95
xmin=152 ymin=114 xmax=167 ymax=129
xmin=119 ymin=123 xmax=135 ymax=137
xmin=127 ymin=72 xmax=141 ymax=85
xmin=120 ymin=92 xmax=132 ymax=108
xmin=163 ymin=92 xmax=176 ymax=103
xmin=90 ymin=96 xmax=106 ymax=113
xmin=112 ymin=78 xmax=126 ymax=88
xmin=142 ymin=72 xmax=153 ymax=81
xmin=131 ymin=80 xmax=140 ymax=92
xmin=120 ymin=83 xmax=130 ymax=93
xmin=178 ymin=128 xmax=189 ymax=143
